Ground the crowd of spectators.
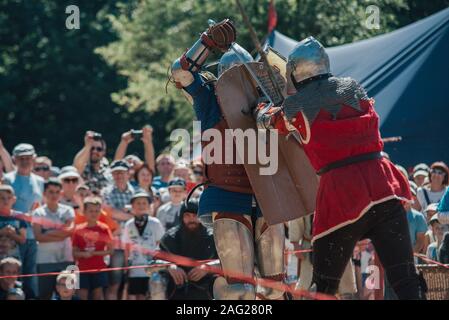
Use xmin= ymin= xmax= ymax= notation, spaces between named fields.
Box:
xmin=0 ymin=131 xmax=448 ymax=300
xmin=0 ymin=129 xmax=209 ymax=300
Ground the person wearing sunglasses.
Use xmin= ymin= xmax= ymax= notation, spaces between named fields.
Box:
xmin=73 ymin=131 xmax=111 ymax=194
xmin=58 ymin=166 xmax=82 ymax=210
xmin=33 ymin=156 xmax=53 ymax=182
xmin=416 ymin=162 xmax=449 ymax=212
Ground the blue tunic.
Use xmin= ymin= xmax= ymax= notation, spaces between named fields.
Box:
xmin=184 ymin=72 xmax=262 ymax=218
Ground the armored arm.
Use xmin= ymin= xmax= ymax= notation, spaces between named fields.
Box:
xmin=171 ymin=19 xmax=236 ymax=88
xmin=253 ymin=102 xmax=290 ymax=135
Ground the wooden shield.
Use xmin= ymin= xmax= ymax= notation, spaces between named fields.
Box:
xmin=215 ymin=62 xmax=318 ymax=225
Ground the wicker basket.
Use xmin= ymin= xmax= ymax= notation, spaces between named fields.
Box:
xmin=417 ymin=264 xmax=449 ymax=300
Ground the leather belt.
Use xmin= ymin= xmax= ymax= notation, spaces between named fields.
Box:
xmin=316 ymin=151 xmax=383 ymax=176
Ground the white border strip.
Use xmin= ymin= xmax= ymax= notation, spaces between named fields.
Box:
xmin=311 ymin=195 xmax=411 ymax=244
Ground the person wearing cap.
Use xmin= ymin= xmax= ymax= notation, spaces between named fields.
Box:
xmin=52 ymin=271 xmax=80 ymax=300
xmin=122 ymin=192 xmax=164 ymax=300
xmin=3 ymin=143 xmax=43 ymax=298
xmin=158 ymin=198 xmax=217 ymax=300
xmin=423 ymin=203 xmax=440 ymax=251
xmin=58 ymin=166 xmax=82 ymax=210
xmin=0 ymin=138 xmax=15 ymax=181
xmin=73 ymin=131 xmax=111 ymax=194
xmin=0 ymin=257 xmax=34 ymax=300
xmin=0 ymin=185 xmax=27 ymax=261
xmin=425 ymin=214 xmax=447 ymax=261
xmin=424 ymin=204 xmax=447 ymax=254
xmin=413 ymin=163 xmax=430 ymax=188
xmin=33 ymin=156 xmax=53 ymax=182
xmin=31 ymin=178 xmax=75 ymax=300
xmin=173 ymin=159 xmax=196 ymax=193
xmin=72 ymin=196 xmax=113 ymax=300
xmin=416 ymin=161 xmax=449 ymax=211
xmin=101 ymin=159 xmax=136 ymax=300
xmin=423 ymin=203 xmax=438 ymax=222
xmin=156 ymin=178 xmax=187 ymax=231
xmin=3 ymin=143 xmax=44 ymax=213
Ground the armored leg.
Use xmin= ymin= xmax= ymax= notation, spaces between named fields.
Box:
xmin=212 ymin=212 xmax=256 ymax=300
xmin=254 ymin=217 xmax=286 ymax=300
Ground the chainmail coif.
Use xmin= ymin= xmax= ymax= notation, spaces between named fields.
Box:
xmin=283 ymin=76 xmax=369 ymax=123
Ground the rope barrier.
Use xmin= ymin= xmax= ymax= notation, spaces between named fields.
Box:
xmin=413 ymin=253 xmax=449 ymax=269
xmin=9 ymin=212 xmax=449 ymax=299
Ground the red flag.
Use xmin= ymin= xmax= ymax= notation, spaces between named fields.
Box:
xmin=267 ymin=0 xmax=278 ymax=33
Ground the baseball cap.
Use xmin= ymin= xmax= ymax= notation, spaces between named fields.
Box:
xmin=429 ymin=213 xmax=440 ymax=225
xmin=168 ymin=178 xmax=186 ymax=189
xmin=425 ymin=203 xmax=439 ymax=212
xmin=76 ymin=184 xmax=90 ymax=192
xmin=83 ymin=196 xmax=102 ymax=206
xmin=174 ymin=159 xmax=190 ymax=169
xmin=35 ymin=156 xmax=52 ymax=167
xmin=12 ymin=143 xmax=35 ymax=157
xmin=413 ymin=163 xmax=430 ymax=174
xmin=110 ymin=160 xmax=130 ymax=172
xmin=413 ymin=170 xmax=428 ymax=179
xmin=58 ymin=166 xmax=81 ymax=181
xmin=131 ymin=191 xmax=153 ymax=203
xmin=0 ymin=184 xmax=15 ymax=194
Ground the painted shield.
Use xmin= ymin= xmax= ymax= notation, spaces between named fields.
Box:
xmin=215 ymin=62 xmax=318 ymax=225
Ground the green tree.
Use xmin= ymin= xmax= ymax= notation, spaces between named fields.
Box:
xmin=2 ymin=0 xmax=448 ymax=164
xmin=97 ymin=0 xmax=449 ymax=138
xmin=0 ymin=0 xmax=167 ymax=165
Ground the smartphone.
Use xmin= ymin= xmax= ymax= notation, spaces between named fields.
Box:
xmin=131 ymin=129 xmax=143 ymax=140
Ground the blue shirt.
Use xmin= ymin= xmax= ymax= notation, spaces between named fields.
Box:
xmin=406 ymin=209 xmax=428 ymax=246
xmin=3 ymin=171 xmax=44 ymax=213
xmin=3 ymin=172 xmax=44 ymax=240
xmin=438 ymin=188 xmax=449 ymax=212
xmin=152 ymin=176 xmax=169 ymax=190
